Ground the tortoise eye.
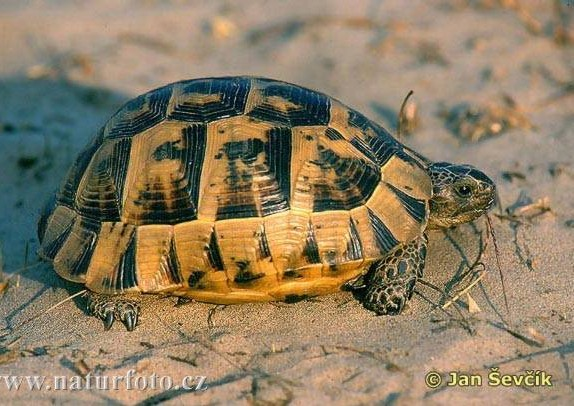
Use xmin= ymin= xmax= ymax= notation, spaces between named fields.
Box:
xmin=455 ymin=184 xmax=473 ymax=197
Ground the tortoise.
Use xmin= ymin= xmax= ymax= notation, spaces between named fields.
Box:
xmin=37 ymin=76 xmax=496 ymax=331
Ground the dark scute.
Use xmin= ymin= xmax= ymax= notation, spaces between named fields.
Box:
xmin=68 ymin=218 xmax=101 ymax=278
xmin=185 ymin=125 xmax=208 ymax=219
xmin=106 ymin=85 xmax=171 ymax=139
xmin=348 ymin=109 xmax=395 ymax=141
xmin=348 ymin=110 xmax=402 ymax=166
xmin=257 ymin=227 xmax=272 ymax=259
xmin=187 ymin=270 xmax=206 ymax=288
xmin=74 ymin=137 xmax=133 ymax=222
xmin=311 ymin=148 xmax=380 ymax=212
xmin=216 ymin=203 xmax=259 ymax=220
xmin=346 ymin=218 xmax=363 ymax=261
xmin=247 ymin=80 xmax=330 ymax=126
xmin=367 ymin=208 xmax=399 ymax=255
xmin=206 ymin=231 xmax=225 ymax=270
xmin=325 ymin=127 xmax=345 ymax=140
xmin=222 ymin=138 xmax=265 ymax=163
xmin=303 ymin=224 xmax=321 ymax=264
xmin=234 ymin=271 xmax=265 ymax=283
xmin=214 ymin=137 xmax=269 ymax=220
xmin=167 ymin=238 xmax=183 ymax=284
xmin=395 ymin=149 xmax=426 ymax=171
xmin=116 ymin=232 xmax=138 ymax=292
xmin=57 ymin=129 xmax=105 ymax=208
xmin=80 ymin=138 xmax=132 ymax=221
xmin=168 ymin=77 xmax=251 ymax=122
xmin=134 ymin=197 xmax=170 ymax=222
xmin=236 ymin=260 xmax=249 ymax=271
xmin=387 ymin=183 xmax=426 ymax=223
xmin=349 ymin=137 xmax=380 ymax=166
xmin=134 ymin=124 xmax=207 ymax=225
xmin=40 ymin=218 xmax=74 ymax=260
xmin=110 ymin=137 xmax=132 ymax=212
xmin=234 ymin=261 xmax=265 ymax=283
xmin=152 ymin=140 xmax=183 ymax=161
xmin=260 ymin=127 xmax=291 ymax=216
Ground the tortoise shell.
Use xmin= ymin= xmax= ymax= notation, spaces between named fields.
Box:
xmin=38 ymin=77 xmax=432 ymax=304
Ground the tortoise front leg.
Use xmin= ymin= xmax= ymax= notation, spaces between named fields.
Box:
xmin=86 ymin=292 xmax=141 ymax=331
xmin=362 ymin=234 xmax=428 ymax=315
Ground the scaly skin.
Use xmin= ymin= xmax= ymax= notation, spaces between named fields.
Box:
xmin=362 ymin=235 xmax=427 ymax=315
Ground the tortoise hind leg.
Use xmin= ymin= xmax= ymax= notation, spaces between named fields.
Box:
xmin=362 ymin=234 xmax=427 ymax=315
xmin=86 ymin=292 xmax=141 ymax=331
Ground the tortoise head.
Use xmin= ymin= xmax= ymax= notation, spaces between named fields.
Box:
xmin=427 ymin=162 xmax=496 ymax=229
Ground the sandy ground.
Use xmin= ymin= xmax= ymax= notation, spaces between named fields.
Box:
xmin=0 ymin=0 xmax=573 ymax=404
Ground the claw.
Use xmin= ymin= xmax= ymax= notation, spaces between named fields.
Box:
xmin=406 ymin=278 xmax=416 ymax=300
xmin=118 ymin=302 xmax=139 ymax=331
xmin=385 ymin=300 xmax=404 ymax=315
xmin=86 ymin=293 xmax=141 ymax=331
xmin=103 ymin=310 xmax=115 ymax=330
xmin=122 ymin=311 xmax=138 ymax=332
xmin=343 ymin=274 xmax=367 ymax=291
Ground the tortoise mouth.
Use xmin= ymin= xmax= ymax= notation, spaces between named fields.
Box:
xmin=456 ymin=191 xmax=496 ymax=223
xmin=473 ymin=179 xmax=497 ymax=212
xmin=465 ymin=189 xmax=496 ymax=213
xmin=481 ymin=193 xmax=496 ymax=212
xmin=485 ymin=197 xmax=496 ymax=211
